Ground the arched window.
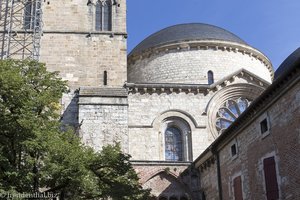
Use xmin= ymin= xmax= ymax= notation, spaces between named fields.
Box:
xmin=165 ymin=127 xmax=183 ymax=161
xmin=103 ymin=71 xmax=108 ymax=85
xmin=216 ymin=97 xmax=250 ymax=133
xmin=161 ymin=117 xmax=192 ymax=162
xmin=207 ymin=70 xmax=214 ymax=84
xmin=24 ymin=0 xmax=40 ymax=29
xmin=95 ymin=0 xmax=112 ymax=31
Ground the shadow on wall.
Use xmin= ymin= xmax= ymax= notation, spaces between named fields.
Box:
xmin=144 ymin=166 xmax=203 ymax=200
xmin=60 ymin=89 xmax=80 ymax=132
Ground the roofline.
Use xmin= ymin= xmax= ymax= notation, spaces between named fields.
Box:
xmin=194 ymin=49 xmax=300 ymax=167
xmin=125 ymin=68 xmax=271 ymax=95
xmin=129 ymin=23 xmax=247 ymax=56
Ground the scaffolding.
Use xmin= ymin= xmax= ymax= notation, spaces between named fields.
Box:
xmin=0 ymin=0 xmax=42 ymax=60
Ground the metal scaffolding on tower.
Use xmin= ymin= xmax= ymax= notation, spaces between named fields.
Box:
xmin=0 ymin=0 xmax=42 ymax=60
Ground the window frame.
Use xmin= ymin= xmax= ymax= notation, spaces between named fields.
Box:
xmin=216 ymin=97 xmax=251 ymax=134
xmin=103 ymin=70 xmax=108 ymax=85
xmin=207 ymin=70 xmax=214 ymax=85
xmin=262 ymin=156 xmax=280 ymax=200
xmin=161 ymin=117 xmax=192 ymax=162
xmin=258 ymin=113 xmax=271 ymax=139
xmin=260 ymin=118 xmax=269 ymax=134
xmin=164 ymin=126 xmax=183 ymax=161
xmin=24 ymin=0 xmax=40 ymax=30
xmin=232 ymin=175 xmax=244 ymax=200
xmin=95 ymin=0 xmax=113 ymax=31
xmin=231 ymin=143 xmax=237 ymax=157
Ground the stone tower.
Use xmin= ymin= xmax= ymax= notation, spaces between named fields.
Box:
xmin=38 ymin=0 xmax=129 ymax=152
xmin=40 ymin=0 xmax=127 ymax=89
xmin=0 ymin=0 xmax=128 ymax=151
xmin=39 ymin=1 xmax=128 ymax=151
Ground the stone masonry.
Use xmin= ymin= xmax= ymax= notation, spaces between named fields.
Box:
xmin=195 ymin=52 xmax=300 ymax=200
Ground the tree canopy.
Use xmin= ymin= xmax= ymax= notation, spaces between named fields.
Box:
xmin=0 ymin=59 xmax=150 ymax=199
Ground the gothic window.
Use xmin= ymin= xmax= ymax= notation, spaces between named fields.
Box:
xmin=95 ymin=0 xmax=112 ymax=31
xmin=165 ymin=127 xmax=183 ymax=161
xmin=216 ymin=97 xmax=250 ymax=133
xmin=24 ymin=0 xmax=37 ymax=29
xmin=208 ymin=70 xmax=214 ymax=84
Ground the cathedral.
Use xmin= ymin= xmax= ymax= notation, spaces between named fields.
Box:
xmin=0 ymin=0 xmax=299 ymax=199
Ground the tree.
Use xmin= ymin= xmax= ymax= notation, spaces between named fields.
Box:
xmin=0 ymin=59 xmax=150 ymax=199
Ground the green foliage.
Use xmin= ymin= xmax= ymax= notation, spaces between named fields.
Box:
xmin=0 ymin=59 xmax=150 ymax=199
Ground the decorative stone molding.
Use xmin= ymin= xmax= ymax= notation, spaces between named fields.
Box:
xmin=151 ymin=110 xmax=199 ymax=129
xmin=125 ymin=68 xmax=270 ymax=95
xmin=126 ymin=82 xmax=209 ymax=95
xmin=205 ymin=83 xmax=266 ymax=138
xmin=128 ymin=40 xmax=274 ymax=80
xmin=199 ymin=156 xmax=216 ymax=172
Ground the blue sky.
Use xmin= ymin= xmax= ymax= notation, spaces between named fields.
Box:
xmin=127 ymin=0 xmax=300 ymax=70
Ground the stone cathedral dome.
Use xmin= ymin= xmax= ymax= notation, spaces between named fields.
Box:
xmin=128 ymin=23 xmax=273 ymax=84
xmin=129 ymin=23 xmax=247 ymax=56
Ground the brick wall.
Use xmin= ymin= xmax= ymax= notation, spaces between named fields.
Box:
xmin=196 ymin=70 xmax=300 ymax=200
xmin=133 ymin=163 xmax=193 ymax=198
xmin=198 ymin=161 xmax=219 ymax=200
xmin=217 ymin=80 xmax=300 ymax=199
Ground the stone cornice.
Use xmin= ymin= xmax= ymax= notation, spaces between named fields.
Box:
xmin=128 ymin=40 xmax=274 ymax=80
xmin=0 ymin=30 xmax=128 ymax=37
xmin=125 ymin=68 xmax=270 ymax=95
xmin=42 ymin=30 xmax=127 ymax=37
xmin=198 ymin=156 xmax=216 ymax=172
xmin=126 ymin=82 xmax=209 ymax=94
xmin=79 ymin=87 xmax=128 ymax=97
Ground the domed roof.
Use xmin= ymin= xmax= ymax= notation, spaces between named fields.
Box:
xmin=129 ymin=23 xmax=247 ymax=56
xmin=274 ymin=48 xmax=300 ymax=80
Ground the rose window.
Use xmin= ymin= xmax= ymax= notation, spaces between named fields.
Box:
xmin=216 ymin=97 xmax=250 ymax=133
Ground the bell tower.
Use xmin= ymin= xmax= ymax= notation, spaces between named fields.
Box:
xmin=39 ymin=0 xmax=129 ymax=152
xmin=40 ymin=0 xmax=127 ymax=88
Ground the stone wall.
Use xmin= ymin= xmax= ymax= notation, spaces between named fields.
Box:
xmin=42 ymin=0 xmax=126 ymax=33
xmin=128 ymin=46 xmax=272 ymax=84
xmin=198 ymin=160 xmax=219 ymax=200
xmin=133 ymin=162 xmax=194 ymax=199
xmin=78 ymin=87 xmax=129 ymax=152
xmin=217 ymin=80 xmax=300 ymax=199
xmin=195 ymin=65 xmax=300 ymax=200
xmin=40 ymin=0 xmax=127 ymax=89
xmin=127 ymin=73 xmax=266 ymax=161
xmin=38 ymin=0 xmax=127 ymax=127
xmin=128 ymin=90 xmax=213 ymax=161
xmin=40 ymin=34 xmax=127 ymax=88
